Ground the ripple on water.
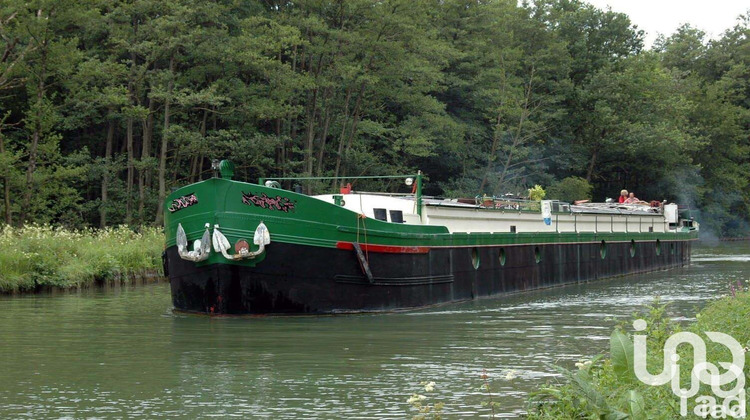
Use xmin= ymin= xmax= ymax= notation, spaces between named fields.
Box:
xmin=0 ymin=242 xmax=748 ymax=418
xmin=691 ymin=254 xmax=750 ymax=262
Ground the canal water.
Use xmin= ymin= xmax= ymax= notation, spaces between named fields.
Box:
xmin=1 ymin=241 xmax=748 ymax=418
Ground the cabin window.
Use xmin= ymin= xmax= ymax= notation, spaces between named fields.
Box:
xmin=510 ymin=225 xmax=517 ymax=233
xmin=630 ymin=240 xmax=636 ymax=258
xmin=656 ymin=239 xmax=662 ymax=256
xmin=389 ymin=210 xmax=404 ymax=223
xmin=600 ymin=240 xmax=607 ymax=259
xmin=498 ymin=248 xmax=506 ymax=266
xmin=373 ymin=208 xmax=387 ymax=221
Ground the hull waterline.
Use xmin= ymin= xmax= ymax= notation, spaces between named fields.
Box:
xmin=166 ymin=239 xmax=692 ymax=315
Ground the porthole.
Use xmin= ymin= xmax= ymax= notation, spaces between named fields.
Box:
xmin=630 ymin=240 xmax=636 ymax=258
xmin=534 ymin=246 xmax=541 ymax=263
xmin=656 ymin=239 xmax=662 ymax=256
xmin=600 ymin=240 xmax=607 ymax=259
xmin=499 ymin=248 xmax=506 ymax=266
xmin=471 ymin=248 xmax=480 ymax=269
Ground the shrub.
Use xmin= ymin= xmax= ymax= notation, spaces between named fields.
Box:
xmin=528 ymin=185 xmax=546 ymax=201
xmin=547 ymin=176 xmax=593 ymax=203
xmin=527 ymin=294 xmax=750 ymax=419
xmin=0 ymin=224 xmax=163 ymax=293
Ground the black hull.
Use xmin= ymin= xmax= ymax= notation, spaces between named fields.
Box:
xmin=166 ymin=239 xmax=692 ymax=315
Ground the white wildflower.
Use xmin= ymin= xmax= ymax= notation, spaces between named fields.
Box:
xmin=423 ymin=381 xmax=435 ymax=392
xmin=407 ymin=394 xmax=427 ymax=404
xmin=575 ymin=360 xmax=592 ymax=370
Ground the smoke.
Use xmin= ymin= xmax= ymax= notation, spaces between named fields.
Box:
xmin=661 ymin=166 xmax=702 ymax=211
xmin=699 ymin=228 xmax=720 ymax=247
xmin=658 ymin=166 xmax=750 ymax=240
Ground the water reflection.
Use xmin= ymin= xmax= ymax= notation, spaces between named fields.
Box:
xmin=0 ymin=242 xmax=747 ymax=418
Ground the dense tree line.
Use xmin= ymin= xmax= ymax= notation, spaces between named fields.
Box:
xmin=0 ymin=0 xmax=748 ymax=236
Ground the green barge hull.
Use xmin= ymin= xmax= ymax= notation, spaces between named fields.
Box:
xmin=163 ymin=177 xmax=697 ymax=314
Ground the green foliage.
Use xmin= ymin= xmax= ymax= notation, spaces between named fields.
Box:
xmin=623 ymin=390 xmax=646 ymax=419
xmin=547 ymin=176 xmax=593 ymax=202
xmin=609 ymin=329 xmax=634 ymax=383
xmin=528 ymin=295 xmax=750 ymax=419
xmin=528 ymin=185 xmax=546 ymax=201
xmin=0 ymin=0 xmax=747 ymax=234
xmin=0 ymin=224 xmax=163 ymax=293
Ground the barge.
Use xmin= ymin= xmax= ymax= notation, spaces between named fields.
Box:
xmin=163 ymin=161 xmax=698 ymax=315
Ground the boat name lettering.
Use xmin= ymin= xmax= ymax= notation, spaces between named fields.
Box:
xmin=242 ymin=192 xmax=296 ymax=212
xmin=168 ymin=193 xmax=198 ymax=213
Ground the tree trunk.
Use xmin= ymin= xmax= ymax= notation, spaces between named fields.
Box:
xmin=145 ymin=108 xmax=154 ymax=189
xmin=496 ymin=115 xmax=528 ymax=191
xmin=138 ymin=96 xmax=154 ymax=221
xmin=190 ymin=108 xmax=209 ymax=182
xmin=189 ymin=156 xmax=198 ymax=183
xmin=154 ymin=55 xmax=175 ymax=226
xmin=479 ymin=57 xmax=511 ymax=193
xmin=339 ymin=86 xmax=365 ymax=180
xmin=332 ymin=85 xmax=356 ymax=182
xmin=478 ymin=113 xmax=503 ymax=194
xmin=304 ymin=51 xmax=327 ymax=186
xmin=22 ymin=108 xmax=41 ymax=220
xmin=125 ymin=19 xmax=138 ymax=225
xmin=171 ymin=143 xmax=180 ymax=183
xmin=495 ymin=66 xmax=535 ymax=192
xmin=316 ymin=98 xmax=333 ymax=176
xmin=22 ymin=47 xmax=46 ymax=223
xmin=126 ymin=116 xmax=134 ymax=225
xmin=586 ymin=128 xmax=605 ymax=182
xmin=304 ymin=87 xmax=319 ymax=179
xmin=0 ymin=127 xmax=10 ymax=225
xmin=586 ymin=147 xmax=598 ymax=182
xmin=100 ymin=118 xmax=114 ymax=228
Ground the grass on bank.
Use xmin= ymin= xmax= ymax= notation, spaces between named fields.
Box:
xmin=0 ymin=224 xmax=164 ymax=293
xmin=527 ymin=292 xmax=750 ymax=419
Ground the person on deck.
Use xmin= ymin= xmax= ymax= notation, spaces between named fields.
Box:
xmin=618 ymin=189 xmax=628 ymax=203
xmin=624 ymin=192 xmax=640 ymax=204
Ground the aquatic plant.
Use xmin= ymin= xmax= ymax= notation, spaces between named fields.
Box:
xmin=407 ymin=381 xmax=444 ymax=420
xmin=480 ymin=369 xmax=502 ymax=418
xmin=0 ymin=224 xmax=163 ymax=293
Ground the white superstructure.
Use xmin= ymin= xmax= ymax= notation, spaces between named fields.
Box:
xmin=314 ymin=192 xmax=688 ymax=234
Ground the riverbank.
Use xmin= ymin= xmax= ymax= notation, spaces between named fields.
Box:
xmin=0 ymin=225 xmax=164 ymax=293
xmin=526 ymin=289 xmax=750 ymax=418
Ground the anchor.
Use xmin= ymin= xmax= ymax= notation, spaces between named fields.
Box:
xmin=212 ymin=222 xmax=270 ymax=260
xmin=176 ymin=223 xmax=212 ymax=262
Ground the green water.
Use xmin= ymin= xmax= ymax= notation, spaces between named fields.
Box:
xmin=1 ymin=242 xmax=748 ymax=418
